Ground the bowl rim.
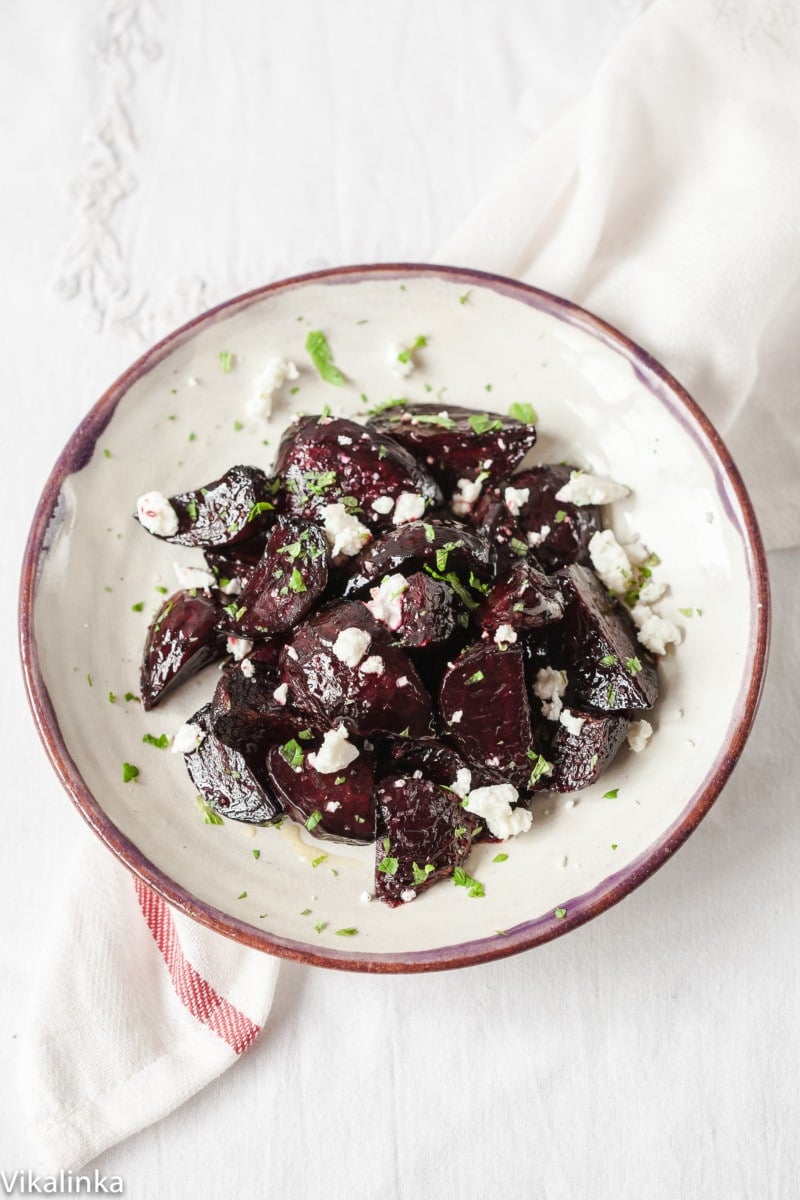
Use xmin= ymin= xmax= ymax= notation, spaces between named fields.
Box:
xmin=18 ymin=261 xmax=771 ymax=973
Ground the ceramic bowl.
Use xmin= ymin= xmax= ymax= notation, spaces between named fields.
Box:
xmin=19 ymin=264 xmax=769 ymax=972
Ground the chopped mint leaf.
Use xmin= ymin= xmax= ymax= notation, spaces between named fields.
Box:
xmin=335 ymin=927 xmax=358 ymax=936
xmin=154 ymin=585 xmax=168 ymax=594
xmin=412 ymin=862 xmax=435 ymax=885
xmin=606 ymin=685 xmax=617 ymax=706
xmin=397 ymin=335 xmax=427 ymax=364
xmin=122 ymin=762 xmax=139 ymax=783
xmin=601 ymin=654 xmax=617 ymax=666
xmin=452 ymin=867 xmax=485 ymax=898
xmin=435 ymin=540 xmax=462 ymax=572
xmin=311 ymin=854 xmax=328 ymax=868
xmin=314 ymin=920 xmax=326 ymax=933
xmin=280 ymin=739 xmax=304 ymax=769
xmin=124 ymin=692 xmax=140 ymax=703
xmin=467 ymin=412 xmax=503 ymax=435
xmin=423 ymin=523 xmax=436 ymax=543
xmin=679 ymin=607 xmax=694 ymax=617
xmin=297 ymin=729 xmax=313 ymax=741
xmin=334 ymin=775 xmax=346 ymax=785
xmin=509 ymin=537 xmax=528 ymax=558
xmin=219 ymin=350 xmax=234 ymax=373
xmin=492 ymin=853 xmax=509 ymax=863
xmin=378 ymin=856 xmax=399 ymax=876
xmin=195 ymin=796 xmax=224 ymax=825
xmin=233 ymin=420 xmax=244 ymax=432
xmin=366 ymin=396 xmax=407 ymax=417
xmin=382 ymin=837 xmax=391 ymax=852
xmin=103 ymin=448 xmax=112 ymax=459
xmin=509 ymin=402 xmax=538 ymax=424
xmin=305 ymin=809 xmax=323 ymax=831
xmin=86 ymin=673 xmax=93 ymax=687
xmin=131 ymin=601 xmax=144 ymax=612
xmin=528 ymin=753 xmax=553 ymax=787
xmin=186 ymin=498 xmax=198 ymax=520
xmin=459 ymin=290 xmax=471 ymax=305
xmin=555 ymin=907 xmax=567 ymax=919
xmin=306 ymin=329 xmax=345 ymax=385
xmin=304 ymin=469 xmax=337 ymax=495
xmin=300 ymin=907 xmax=311 ymax=915
xmin=466 ymin=670 xmax=485 ymax=684
xmin=408 ymin=412 xmax=456 ymax=428
xmin=320 ymin=404 xmax=331 ymax=419
xmin=253 ymin=849 xmax=261 ymax=859
xmin=237 ymin=891 xmax=248 ymax=900
xmin=554 ymin=510 xmax=567 ymax=524
xmin=603 ymin=788 xmax=619 ymax=799
xmin=485 ymin=383 xmax=493 ymax=392
xmin=611 ymin=843 xmax=618 ymax=850
xmin=188 ymin=432 xmax=196 ymax=442
xmin=108 ymin=691 xmax=117 ymax=704
xmin=142 ymin=733 xmax=170 ymax=749
xmin=625 ymin=656 xmax=643 ymax=675
xmin=247 ymin=500 xmax=274 ymax=521
xmin=289 ymin=567 xmax=307 ymax=594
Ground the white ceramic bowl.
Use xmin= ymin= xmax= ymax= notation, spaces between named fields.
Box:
xmin=20 ymin=264 xmax=769 ymax=972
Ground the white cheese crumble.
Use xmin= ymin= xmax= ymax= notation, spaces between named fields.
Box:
xmin=534 ymin=666 xmax=568 ymax=721
xmin=173 ymin=563 xmax=216 ymax=591
xmin=555 ymin=471 xmax=630 ymax=506
xmin=226 ymin=636 xmax=253 ymax=661
xmin=219 ymin=576 xmax=244 ymax=596
xmin=630 ymin=605 xmax=682 ymax=655
xmin=371 ymin=495 xmax=395 ymax=515
xmin=451 ymin=768 xmax=473 ymax=799
xmin=359 ymin=655 xmax=385 ymax=676
xmin=273 ymin=682 xmax=288 ymax=706
xmin=462 ymin=783 xmax=533 ymax=839
xmin=308 ymin=725 xmax=359 ymax=774
xmin=400 ymin=888 xmax=417 ymax=903
xmin=588 ymin=529 xmax=632 ymax=595
xmin=451 ymin=476 xmax=483 ymax=517
xmin=360 ymin=890 xmax=374 ymax=904
xmin=240 ymin=658 xmax=255 ymax=680
xmin=365 ymin=573 xmax=408 ymax=630
xmin=627 ymin=719 xmax=654 ymax=753
xmin=325 ymin=800 xmax=341 ymax=813
xmin=393 ymin=492 xmax=426 ymax=525
xmin=137 ymin=491 xmax=179 ymax=537
xmin=527 ymin=525 xmax=551 ymax=547
xmin=247 ymin=356 xmax=299 ymax=419
xmin=450 ymin=709 xmax=463 ymax=724
xmin=638 ymin=578 xmax=666 ymax=604
xmin=493 ymin=623 xmax=518 ymax=646
xmin=322 ymin=502 xmax=372 ymax=558
xmin=386 ymin=342 xmax=414 ymax=378
xmin=338 ymin=435 xmax=353 ymax=446
xmin=504 ymin=486 xmax=530 ymax=517
xmin=559 ymin=708 xmax=585 ymax=736
xmin=171 ymin=722 xmax=205 ymax=755
xmin=396 ymin=675 xmax=409 ymax=688
xmin=332 ymin=626 xmax=371 ymax=668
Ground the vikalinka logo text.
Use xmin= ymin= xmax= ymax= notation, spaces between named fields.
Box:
xmin=0 ymin=1172 xmax=123 ymax=1195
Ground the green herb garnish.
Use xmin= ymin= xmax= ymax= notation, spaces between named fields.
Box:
xmin=397 ymin=335 xmax=427 ymax=364
xmin=195 ymin=796 xmax=224 ymax=825
xmin=625 ymin=656 xmax=643 ymax=675
xmin=554 ymin=510 xmax=567 ymax=523
xmin=466 ymin=670 xmax=485 ymax=684
xmin=467 ymin=412 xmax=503 ymax=435
xmin=412 ymin=862 xmax=435 ymax=885
xmin=280 ymin=739 xmax=304 ymax=769
xmin=122 ymin=762 xmax=139 ymax=783
xmin=305 ymin=810 xmax=323 ymax=831
xmin=142 ymin=733 xmax=170 ymax=749
xmin=131 ymin=601 xmax=144 ymax=612
xmin=378 ymin=856 xmax=399 ymax=876
xmin=492 ymin=853 xmax=509 ymax=863
xmin=555 ymin=907 xmax=567 ymax=919
xmin=288 ymin=567 xmax=307 ymax=594
xmin=306 ymin=329 xmax=345 ymax=385
xmin=603 ymin=788 xmax=619 ymax=799
xmin=528 ymin=753 xmax=553 ymax=787
xmin=509 ymin=402 xmax=538 ymax=424
xmin=335 ymin=927 xmax=358 ymax=936
xmin=219 ymin=350 xmax=234 ymax=373
xmin=452 ymin=867 xmax=485 ymax=898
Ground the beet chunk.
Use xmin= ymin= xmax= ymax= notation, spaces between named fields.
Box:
xmin=438 ymin=642 xmax=539 ymax=789
xmin=366 ymin=403 xmax=536 ymax=493
xmin=380 ymin=736 xmax=499 ymax=795
xmin=546 ymin=709 xmax=630 ymax=792
xmin=476 ymin=558 xmax=566 ymax=635
xmin=273 ymin=415 xmax=440 ymax=529
xmin=183 ymin=704 xmax=282 ymax=824
xmin=364 ymin=571 xmax=457 ymax=648
xmin=559 ymin=565 xmax=658 ymax=711
xmin=137 ymin=466 xmax=277 ymax=548
xmin=504 ymin=465 xmax=601 ymax=571
xmin=279 ymin=601 xmax=433 ymax=738
xmin=342 ymin=519 xmax=495 ymax=597
xmin=374 ymin=777 xmax=476 ymax=906
xmin=140 ymin=589 xmax=225 ymax=710
xmin=229 ymin=518 xmax=328 ymax=637
xmin=210 ymin=661 xmax=305 ymax=753
xmin=204 ymin=532 xmax=269 ymax=592
xmin=266 ymin=739 xmax=375 ymax=844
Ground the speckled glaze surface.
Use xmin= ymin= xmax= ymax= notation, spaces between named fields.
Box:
xmin=19 ymin=264 xmax=770 ymax=972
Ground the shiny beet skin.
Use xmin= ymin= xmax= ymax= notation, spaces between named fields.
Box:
xmin=183 ymin=704 xmax=282 ymax=824
xmin=504 ymin=464 xmax=601 ymax=572
xmin=545 ymin=709 xmax=630 ymax=792
xmin=140 ymin=589 xmax=225 ymax=710
xmin=476 ymin=558 xmax=566 ymax=635
xmin=210 ymin=661 xmax=305 ymax=753
xmin=266 ymin=739 xmax=375 ymax=844
xmin=342 ymin=519 xmax=495 ymax=597
xmin=230 ymin=517 xmax=328 ymax=637
xmin=139 ymin=466 xmax=277 ymax=549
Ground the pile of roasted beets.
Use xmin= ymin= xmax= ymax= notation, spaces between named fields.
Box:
xmin=135 ymin=403 xmax=657 ymax=906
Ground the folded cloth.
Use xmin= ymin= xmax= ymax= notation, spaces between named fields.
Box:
xmin=437 ymin=0 xmax=800 ymax=552
xmin=21 ymin=843 xmax=279 ymax=1171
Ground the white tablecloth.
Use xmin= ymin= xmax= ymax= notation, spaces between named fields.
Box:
xmin=3 ymin=3 xmax=798 ymax=1196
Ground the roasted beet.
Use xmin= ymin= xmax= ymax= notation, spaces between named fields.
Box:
xmin=137 ymin=466 xmax=277 ymax=548
xmin=210 ymin=661 xmax=305 ymax=753
xmin=366 ymin=403 xmax=536 ymax=493
xmin=374 ymin=776 xmax=476 ymax=905
xmin=183 ymin=704 xmax=282 ymax=823
xmin=559 ymin=565 xmax=658 ymax=711
xmin=503 ymin=465 xmax=601 ymax=572
xmin=204 ymin=532 xmax=269 ymax=592
xmin=438 ymin=641 xmax=540 ymax=789
xmin=228 ymin=518 xmax=328 ymax=637
xmin=140 ymin=589 xmax=225 ymax=710
xmin=380 ymin=735 xmax=498 ymax=795
xmin=545 ymin=709 xmax=630 ymax=792
xmin=364 ymin=571 xmax=457 ymax=648
xmin=342 ymin=519 xmax=495 ymax=597
xmin=273 ymin=415 xmax=440 ymax=529
xmin=266 ymin=738 xmax=375 ymax=844
xmin=279 ymin=601 xmax=433 ymax=738
xmin=476 ymin=558 xmax=565 ymax=635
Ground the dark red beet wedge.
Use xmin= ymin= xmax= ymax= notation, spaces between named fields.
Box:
xmin=138 ymin=466 xmax=278 ymax=548
xmin=366 ymin=403 xmax=536 ymax=492
xmin=228 ymin=517 xmax=328 ymax=637
xmin=279 ymin=601 xmax=433 ymax=738
xmin=210 ymin=662 xmax=306 ymax=753
xmin=183 ymin=704 xmax=282 ymax=824
xmin=374 ymin=776 xmax=477 ymax=906
xmin=342 ymin=519 xmax=495 ymax=597
xmin=140 ymin=589 xmax=225 ymax=710
xmin=545 ymin=709 xmax=630 ymax=792
xmin=380 ymin=735 xmax=498 ymax=795
xmin=204 ymin=532 xmax=269 ymax=592
xmin=476 ymin=558 xmax=566 ymax=635
xmin=273 ymin=415 xmax=441 ymax=529
xmin=367 ymin=571 xmax=457 ymax=648
xmin=559 ymin=565 xmax=658 ymax=711
xmin=438 ymin=641 xmax=540 ymax=789
xmin=266 ymin=739 xmax=375 ymax=844
xmin=506 ymin=465 xmax=601 ymax=572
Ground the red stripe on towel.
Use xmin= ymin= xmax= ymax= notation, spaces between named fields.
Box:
xmin=134 ymin=877 xmax=261 ymax=1054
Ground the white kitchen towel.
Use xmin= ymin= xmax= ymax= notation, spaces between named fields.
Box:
xmin=438 ymin=0 xmax=800 ymax=552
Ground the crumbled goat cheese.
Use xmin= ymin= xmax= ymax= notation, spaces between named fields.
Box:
xmin=365 ymin=574 xmax=408 ymax=631
xmin=627 ymin=719 xmax=654 ymax=753
xmin=451 ymin=768 xmax=473 ymax=799
xmin=286 ymin=646 xmax=298 ymax=660
xmin=555 ymin=471 xmax=630 ymax=506
xmin=322 ymin=502 xmax=372 ymax=558
xmin=463 ymin=783 xmax=533 ymax=839
xmin=338 ymin=435 xmax=353 ymax=446
xmin=588 ymin=529 xmax=633 ymax=595
xmin=171 ymin=722 xmax=205 ymax=754
xmin=359 ymin=655 xmax=385 ymax=676
xmin=451 ymin=476 xmax=483 ymax=517
xmin=226 ymin=636 xmax=253 ymax=661
xmin=240 ymin=658 xmax=255 ymax=680
xmin=325 ymin=800 xmax=341 ymax=813
xmin=360 ymin=890 xmax=374 ymax=904
xmin=173 ymin=563 xmax=216 ymax=591
xmin=630 ymin=605 xmax=682 ymax=656
xmin=308 ymin=725 xmax=359 ymax=774
xmin=623 ymin=539 xmax=649 ymax=566
xmin=504 ymin=486 xmax=530 ymax=517
xmin=559 ymin=708 xmax=585 ymax=736
xmin=450 ymin=709 xmax=463 ymax=724
xmin=137 ymin=491 xmax=179 ymax=537
xmin=393 ymin=492 xmax=426 ymax=525
xmin=400 ymin=888 xmax=417 ymax=903
xmin=534 ymin=666 xmax=568 ymax=721
xmin=186 ymin=376 xmax=199 ymax=387
xmin=219 ymin=576 xmax=244 ymax=595
xmin=371 ymin=495 xmax=395 ymax=515
xmin=638 ymin=578 xmax=666 ymax=604
xmin=386 ymin=342 xmax=414 ymax=378
xmin=246 ymin=356 xmax=299 ymax=419
xmin=494 ymin=623 xmax=518 ymax=646
xmin=332 ymin=626 xmax=372 ymax=668
xmin=397 ymin=676 xmax=409 ymax=688
xmin=273 ymin=682 xmax=288 ymax=705
xmin=527 ymin=525 xmax=551 ymax=547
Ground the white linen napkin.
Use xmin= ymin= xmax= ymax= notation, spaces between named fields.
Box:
xmin=438 ymin=0 xmax=800 ymax=552
xmin=21 ymin=0 xmax=799 ymax=1174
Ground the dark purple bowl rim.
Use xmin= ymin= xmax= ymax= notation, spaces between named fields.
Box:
xmin=19 ymin=262 xmax=771 ymax=973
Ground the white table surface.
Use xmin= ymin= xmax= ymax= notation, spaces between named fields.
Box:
xmin=3 ymin=3 xmax=797 ymax=1197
